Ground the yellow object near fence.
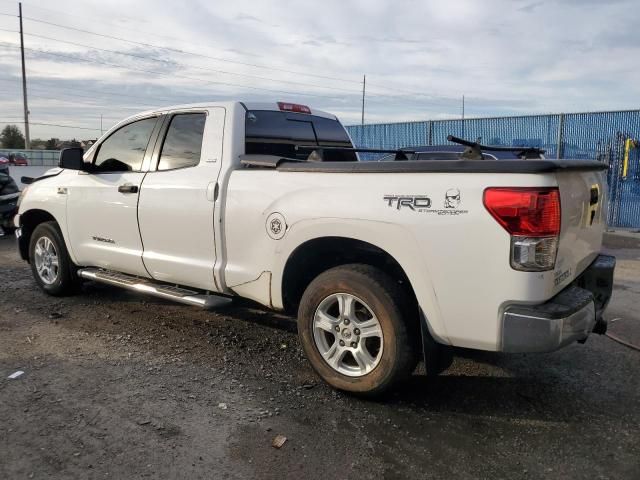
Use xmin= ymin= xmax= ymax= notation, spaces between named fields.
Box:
xmin=622 ymin=138 xmax=637 ymax=179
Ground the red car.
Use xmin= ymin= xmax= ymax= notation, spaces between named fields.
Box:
xmin=9 ymin=153 xmax=28 ymax=166
xmin=0 ymin=156 xmax=9 ymax=166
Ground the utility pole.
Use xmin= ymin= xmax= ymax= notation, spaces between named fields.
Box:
xmin=19 ymin=2 xmax=30 ymax=149
xmin=100 ymin=114 xmax=103 ymax=135
xmin=361 ymin=74 xmax=366 ymax=126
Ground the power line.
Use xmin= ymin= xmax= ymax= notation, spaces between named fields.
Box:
xmin=0 ymin=23 xmax=363 ymax=94
xmin=0 ymin=75 xmax=184 ymax=107
xmin=0 ymin=11 xmax=451 ymax=100
xmin=0 ymin=119 xmax=100 ymax=131
xmin=2 ymin=4 xmax=359 ymax=82
xmin=2 ymin=28 xmax=365 ymax=95
xmin=27 ymin=94 xmax=151 ymax=111
xmin=16 ymin=14 xmax=363 ymax=85
xmin=0 ymin=11 xmax=465 ymax=107
xmin=0 ymin=41 xmax=351 ymax=101
xmin=0 ymin=2 xmax=192 ymax=46
xmin=0 ymin=77 xmax=159 ymax=108
xmin=0 ymin=10 xmax=467 ymax=112
xmin=0 ymin=31 xmax=459 ymax=107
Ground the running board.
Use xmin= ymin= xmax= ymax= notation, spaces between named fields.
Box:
xmin=77 ymin=268 xmax=232 ymax=309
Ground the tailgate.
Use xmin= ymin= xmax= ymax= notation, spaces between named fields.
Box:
xmin=553 ymin=168 xmax=607 ymax=293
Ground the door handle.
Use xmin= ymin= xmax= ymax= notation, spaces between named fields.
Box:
xmin=206 ymin=182 xmax=218 ymax=202
xmin=118 ymin=184 xmax=139 ymax=194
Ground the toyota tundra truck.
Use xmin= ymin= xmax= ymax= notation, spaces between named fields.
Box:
xmin=14 ymin=101 xmax=615 ymax=395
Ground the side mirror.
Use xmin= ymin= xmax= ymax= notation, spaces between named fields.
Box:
xmin=59 ymin=147 xmax=86 ymax=170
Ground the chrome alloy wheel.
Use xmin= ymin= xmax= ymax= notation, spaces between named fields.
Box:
xmin=312 ymin=293 xmax=384 ymax=377
xmin=34 ymin=236 xmax=59 ymax=285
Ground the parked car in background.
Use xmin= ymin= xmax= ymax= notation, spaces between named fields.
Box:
xmin=9 ymin=153 xmax=29 ymax=166
xmin=0 ymin=156 xmax=9 ymax=166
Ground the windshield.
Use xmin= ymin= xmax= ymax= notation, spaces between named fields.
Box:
xmin=245 ymin=110 xmax=356 ymax=161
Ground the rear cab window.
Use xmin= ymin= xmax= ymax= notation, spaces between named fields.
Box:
xmin=245 ymin=110 xmax=356 ymax=162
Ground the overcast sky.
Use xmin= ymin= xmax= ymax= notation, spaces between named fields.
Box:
xmin=0 ymin=0 xmax=639 ymax=140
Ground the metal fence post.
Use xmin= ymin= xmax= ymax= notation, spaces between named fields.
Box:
xmin=427 ymin=121 xmax=433 ymax=146
xmin=556 ymin=113 xmax=565 ymax=159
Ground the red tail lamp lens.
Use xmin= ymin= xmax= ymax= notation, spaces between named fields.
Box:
xmin=483 ymin=188 xmax=560 ymax=237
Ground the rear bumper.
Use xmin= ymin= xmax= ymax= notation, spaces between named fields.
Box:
xmin=501 ymin=254 xmax=615 ymax=353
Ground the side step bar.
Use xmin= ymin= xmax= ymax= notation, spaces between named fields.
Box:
xmin=77 ymin=268 xmax=232 ymax=309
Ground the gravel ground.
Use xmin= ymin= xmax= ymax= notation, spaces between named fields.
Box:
xmin=0 ymin=234 xmax=638 ymax=479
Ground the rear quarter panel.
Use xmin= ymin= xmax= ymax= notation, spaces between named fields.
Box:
xmin=224 ymin=169 xmax=559 ymax=351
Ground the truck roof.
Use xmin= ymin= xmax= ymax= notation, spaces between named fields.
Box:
xmin=117 ymin=101 xmax=338 ymax=126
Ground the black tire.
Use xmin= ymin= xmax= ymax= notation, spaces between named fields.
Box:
xmin=29 ymin=221 xmax=79 ymax=296
xmin=297 ymin=264 xmax=419 ymax=396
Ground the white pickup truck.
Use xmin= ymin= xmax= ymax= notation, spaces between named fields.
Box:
xmin=15 ymin=101 xmax=615 ymax=395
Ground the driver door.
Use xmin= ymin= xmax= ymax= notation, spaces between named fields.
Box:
xmin=65 ymin=116 xmax=161 ymax=276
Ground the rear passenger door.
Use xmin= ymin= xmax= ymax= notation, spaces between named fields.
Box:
xmin=137 ymin=108 xmax=225 ymax=291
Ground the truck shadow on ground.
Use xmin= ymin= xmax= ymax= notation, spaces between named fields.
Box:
xmin=379 ymin=343 xmax=621 ymax=424
xmin=359 ymin=374 xmax=597 ymax=430
xmin=82 ymin=282 xmax=298 ymax=331
xmin=67 ymin=283 xmax=622 ymax=424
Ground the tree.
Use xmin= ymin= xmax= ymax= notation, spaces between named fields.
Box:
xmin=0 ymin=125 xmax=25 ymax=149
xmin=45 ymin=138 xmax=59 ymax=150
xmin=30 ymin=138 xmax=47 ymax=150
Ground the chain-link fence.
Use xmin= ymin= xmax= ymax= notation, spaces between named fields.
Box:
xmin=0 ymin=149 xmax=60 ymax=167
xmin=346 ymin=110 xmax=640 ymax=160
xmin=346 ymin=110 xmax=640 ymax=228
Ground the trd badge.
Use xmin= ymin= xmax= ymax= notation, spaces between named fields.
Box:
xmin=383 ymin=195 xmax=432 ymax=211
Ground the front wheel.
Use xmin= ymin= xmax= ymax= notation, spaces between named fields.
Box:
xmin=29 ymin=221 xmax=79 ymax=296
xmin=297 ymin=264 xmax=419 ymax=396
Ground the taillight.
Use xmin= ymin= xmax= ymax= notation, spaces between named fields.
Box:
xmin=277 ymin=102 xmax=311 ymax=114
xmin=483 ymin=187 xmax=561 ymax=271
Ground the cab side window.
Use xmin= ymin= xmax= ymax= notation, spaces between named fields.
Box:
xmin=93 ymin=117 xmax=157 ymax=173
xmin=158 ymin=113 xmax=206 ymax=171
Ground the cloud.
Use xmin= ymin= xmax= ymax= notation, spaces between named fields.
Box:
xmin=0 ymin=0 xmax=637 ymax=139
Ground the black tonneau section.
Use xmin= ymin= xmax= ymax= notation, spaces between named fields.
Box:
xmin=240 ymin=155 xmax=608 ymax=174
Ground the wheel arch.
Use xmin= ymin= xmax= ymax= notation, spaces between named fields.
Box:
xmin=18 ymin=209 xmax=62 ymax=262
xmin=280 ymin=235 xmax=417 ymax=315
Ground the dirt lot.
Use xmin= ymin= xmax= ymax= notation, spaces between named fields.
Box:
xmin=1 ymin=234 xmax=639 ymax=479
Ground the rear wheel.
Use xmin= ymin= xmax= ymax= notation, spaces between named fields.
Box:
xmin=297 ymin=264 xmax=418 ymax=396
xmin=29 ymin=221 xmax=79 ymax=296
